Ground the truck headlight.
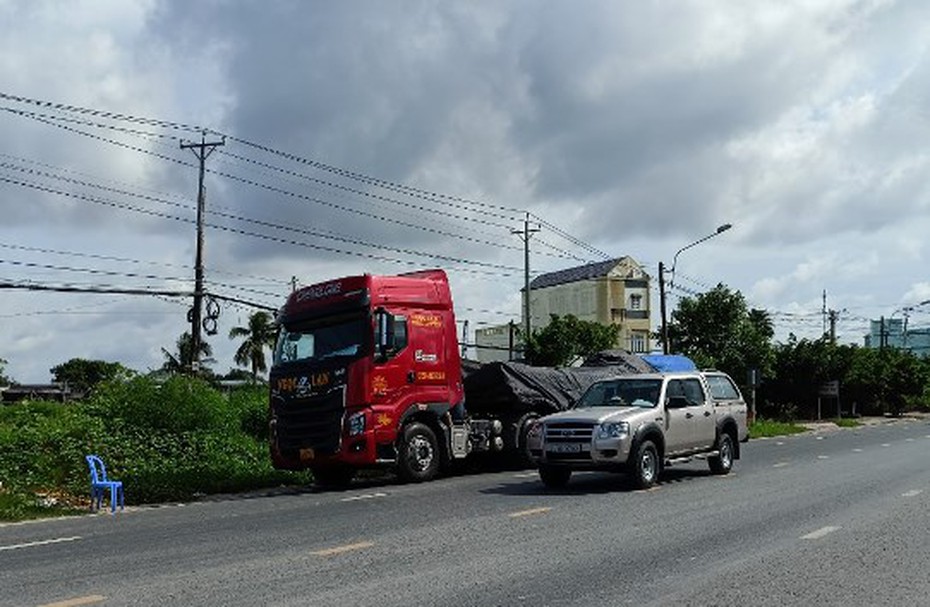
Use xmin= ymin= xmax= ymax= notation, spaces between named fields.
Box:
xmin=347 ymin=411 xmax=366 ymax=437
xmin=596 ymin=421 xmax=629 ymax=439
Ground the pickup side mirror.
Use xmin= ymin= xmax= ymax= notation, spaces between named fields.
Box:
xmin=666 ymin=395 xmax=690 ymax=409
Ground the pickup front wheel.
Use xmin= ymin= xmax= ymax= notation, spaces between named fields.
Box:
xmin=709 ymin=432 xmax=734 ymax=475
xmin=631 ymin=440 xmax=659 ymax=489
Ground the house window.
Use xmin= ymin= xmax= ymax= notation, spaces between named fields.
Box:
xmin=629 ymin=294 xmax=642 ymax=311
xmin=629 ymin=331 xmax=647 ymax=353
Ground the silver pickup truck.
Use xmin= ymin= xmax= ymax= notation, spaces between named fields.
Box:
xmin=526 ymin=371 xmax=748 ymax=489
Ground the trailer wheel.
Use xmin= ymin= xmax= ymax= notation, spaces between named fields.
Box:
xmin=539 ymin=465 xmax=571 ymax=489
xmin=397 ymin=422 xmax=440 ymax=483
xmin=630 ymin=439 xmax=659 ymax=489
xmin=311 ymin=465 xmax=355 ymax=489
xmin=708 ymin=431 xmax=734 ymax=475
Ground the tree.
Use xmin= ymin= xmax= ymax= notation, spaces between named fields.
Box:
xmin=49 ymin=358 xmax=133 ymax=394
xmin=228 ymin=311 xmax=277 ymax=381
xmin=162 ymin=332 xmax=214 ymax=376
xmin=667 ymin=284 xmax=774 ymax=389
xmin=524 ymin=314 xmax=620 ymax=367
xmin=0 ymin=357 xmax=12 ymax=386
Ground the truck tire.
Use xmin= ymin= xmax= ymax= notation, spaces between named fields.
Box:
xmin=539 ymin=465 xmax=571 ymax=488
xmin=709 ymin=431 xmax=734 ymax=475
xmin=311 ymin=465 xmax=355 ymax=488
xmin=397 ymin=422 xmax=441 ymax=483
xmin=630 ymin=439 xmax=659 ymax=489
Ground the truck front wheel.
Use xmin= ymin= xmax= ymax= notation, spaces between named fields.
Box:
xmin=631 ymin=440 xmax=659 ymax=489
xmin=709 ymin=432 xmax=734 ymax=475
xmin=397 ymin=422 xmax=440 ymax=483
xmin=539 ymin=465 xmax=571 ymax=488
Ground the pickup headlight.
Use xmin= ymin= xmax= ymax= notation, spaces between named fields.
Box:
xmin=347 ymin=411 xmax=366 ymax=437
xmin=526 ymin=421 xmax=544 ymax=440
xmin=596 ymin=421 xmax=630 ymax=440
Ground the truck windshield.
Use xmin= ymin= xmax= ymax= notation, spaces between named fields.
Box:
xmin=575 ymin=378 xmax=662 ymax=409
xmin=274 ymin=313 xmax=368 ymax=365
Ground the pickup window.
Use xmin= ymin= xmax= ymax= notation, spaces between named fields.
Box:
xmin=705 ymin=374 xmax=742 ymax=400
xmin=665 ymin=378 xmax=706 ymax=407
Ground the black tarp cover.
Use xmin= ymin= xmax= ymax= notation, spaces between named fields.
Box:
xmin=462 ymin=351 xmax=655 ymax=417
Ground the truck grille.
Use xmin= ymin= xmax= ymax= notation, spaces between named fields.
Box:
xmin=274 ymin=386 xmax=345 ymax=454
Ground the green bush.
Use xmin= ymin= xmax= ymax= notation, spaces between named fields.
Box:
xmin=0 ymin=375 xmax=308 ymax=521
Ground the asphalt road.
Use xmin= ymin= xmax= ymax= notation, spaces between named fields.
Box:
xmin=2 ymin=417 xmax=929 ymax=607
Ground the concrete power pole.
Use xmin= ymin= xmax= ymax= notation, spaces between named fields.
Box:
xmin=181 ymin=131 xmax=225 ymax=373
xmin=512 ymin=213 xmax=539 ymax=348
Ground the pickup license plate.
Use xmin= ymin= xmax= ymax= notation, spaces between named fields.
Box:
xmin=547 ymin=443 xmax=584 ymax=454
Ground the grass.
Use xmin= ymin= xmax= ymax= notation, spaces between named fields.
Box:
xmin=832 ymin=417 xmax=862 ymax=428
xmin=749 ymin=418 xmax=808 ymax=438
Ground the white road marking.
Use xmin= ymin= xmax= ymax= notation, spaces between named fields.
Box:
xmin=852 ymin=448 xmax=863 ymax=453
xmin=311 ymin=541 xmax=374 ymax=556
xmin=817 ymin=455 xmax=829 ymax=459
xmin=37 ymin=595 xmax=106 ymax=607
xmin=0 ymin=536 xmax=81 ymax=552
xmin=881 ymin=443 xmax=891 ymax=447
xmin=816 ymin=436 xmax=824 ymax=441
xmin=905 ymin=438 xmax=915 ymax=442
xmin=902 ymin=490 xmax=923 ymax=498
xmin=772 ymin=462 xmax=790 ymax=468
xmin=513 ymin=472 xmax=538 ymax=479
xmin=801 ymin=526 xmax=840 ymax=540
xmin=340 ymin=492 xmax=388 ymax=502
xmin=509 ymin=507 xmax=552 ymax=518
xmin=776 ymin=441 xmax=785 ymax=446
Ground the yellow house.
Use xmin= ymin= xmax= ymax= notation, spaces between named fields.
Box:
xmin=526 ymin=257 xmax=652 ymax=353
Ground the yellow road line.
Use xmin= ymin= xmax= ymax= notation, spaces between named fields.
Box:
xmin=311 ymin=541 xmax=374 ymax=556
xmin=509 ymin=507 xmax=552 ymax=518
xmin=38 ymin=595 xmax=106 ymax=607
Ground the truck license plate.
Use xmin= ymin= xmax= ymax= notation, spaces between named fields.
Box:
xmin=547 ymin=443 xmax=583 ymax=453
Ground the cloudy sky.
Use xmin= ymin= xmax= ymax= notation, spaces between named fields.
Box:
xmin=2 ymin=0 xmax=930 ymax=382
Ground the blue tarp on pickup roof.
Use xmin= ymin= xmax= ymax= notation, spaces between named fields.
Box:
xmin=641 ymin=354 xmax=697 ymax=372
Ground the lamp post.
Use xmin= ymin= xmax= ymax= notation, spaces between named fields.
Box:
xmin=659 ymin=223 xmax=732 ymax=355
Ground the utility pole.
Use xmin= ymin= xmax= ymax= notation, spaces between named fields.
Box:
xmin=659 ymin=261 xmax=669 ymax=354
xmin=828 ymin=309 xmax=838 ymax=346
xmin=512 ymin=213 xmax=539 ymax=347
xmin=181 ymin=130 xmax=225 ymax=373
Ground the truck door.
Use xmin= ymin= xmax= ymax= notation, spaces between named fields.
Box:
xmin=371 ymin=312 xmax=413 ymax=411
xmin=682 ymin=377 xmax=715 ymax=450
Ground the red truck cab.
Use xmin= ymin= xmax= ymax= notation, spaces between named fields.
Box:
xmin=269 ymin=270 xmax=465 ymax=484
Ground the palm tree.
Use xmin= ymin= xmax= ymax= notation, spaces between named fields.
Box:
xmin=162 ymin=332 xmax=214 ymax=375
xmin=229 ymin=311 xmax=277 ymax=381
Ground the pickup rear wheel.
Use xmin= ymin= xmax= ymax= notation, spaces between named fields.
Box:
xmin=397 ymin=422 xmax=440 ymax=483
xmin=631 ymin=440 xmax=659 ymax=489
xmin=539 ymin=465 xmax=571 ymax=488
xmin=709 ymin=432 xmax=734 ymax=475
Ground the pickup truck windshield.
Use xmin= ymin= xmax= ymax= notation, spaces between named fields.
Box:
xmin=575 ymin=378 xmax=662 ymax=409
xmin=274 ymin=314 xmax=367 ymax=364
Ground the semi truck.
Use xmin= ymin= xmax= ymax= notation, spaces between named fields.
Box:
xmin=268 ymin=269 xmax=649 ymax=486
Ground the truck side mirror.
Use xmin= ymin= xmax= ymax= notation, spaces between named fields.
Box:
xmin=375 ymin=308 xmax=396 ymax=361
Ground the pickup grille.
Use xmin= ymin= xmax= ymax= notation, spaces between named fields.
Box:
xmin=544 ymin=422 xmax=595 ymax=461
xmin=544 ymin=422 xmax=595 ymax=442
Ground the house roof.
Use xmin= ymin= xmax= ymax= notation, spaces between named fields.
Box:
xmin=529 ymin=257 xmax=640 ymax=290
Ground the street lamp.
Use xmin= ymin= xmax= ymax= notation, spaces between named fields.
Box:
xmin=659 ymin=223 xmax=732 ymax=355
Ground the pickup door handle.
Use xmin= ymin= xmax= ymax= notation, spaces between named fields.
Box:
xmin=407 ymin=371 xmax=416 ymax=383
xmin=704 ymin=411 xmax=712 ymax=417
xmin=685 ymin=412 xmax=694 ymax=419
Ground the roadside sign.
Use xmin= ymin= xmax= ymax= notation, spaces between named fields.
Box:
xmin=819 ymin=380 xmax=839 ymax=397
